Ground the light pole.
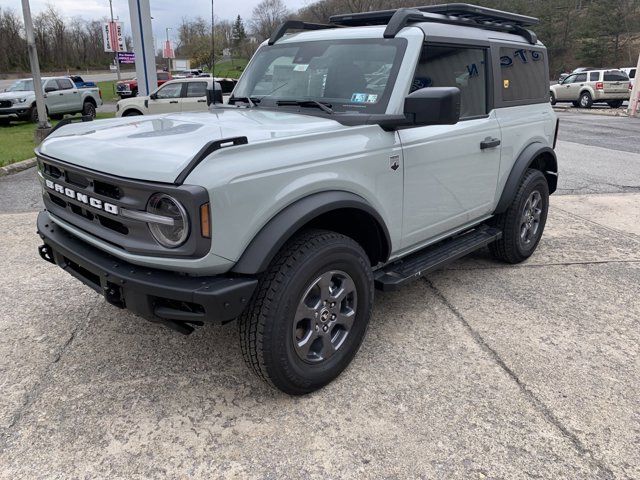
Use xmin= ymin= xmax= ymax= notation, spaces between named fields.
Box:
xmin=165 ymin=27 xmax=172 ymax=72
xmin=211 ymin=0 xmax=215 ymax=76
xmin=109 ymin=0 xmax=122 ymax=82
xmin=20 ymin=0 xmax=51 ymax=142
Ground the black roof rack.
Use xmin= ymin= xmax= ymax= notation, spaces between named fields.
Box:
xmin=268 ymin=20 xmax=336 ymax=45
xmin=330 ymin=3 xmax=539 ymax=44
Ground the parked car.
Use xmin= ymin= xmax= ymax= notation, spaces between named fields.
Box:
xmin=69 ymin=75 xmax=97 ymax=88
xmin=36 ymin=4 xmax=558 ymax=394
xmin=116 ymin=71 xmax=172 ymax=99
xmin=620 ymin=67 xmax=636 ymax=88
xmin=557 ymin=67 xmax=595 ymax=84
xmin=116 ymin=78 xmax=218 ymax=117
xmin=0 ymin=76 xmax=102 ymax=123
xmin=550 ymin=69 xmax=631 ymax=108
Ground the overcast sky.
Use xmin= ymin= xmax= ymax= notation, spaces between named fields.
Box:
xmin=5 ymin=0 xmax=310 ymax=42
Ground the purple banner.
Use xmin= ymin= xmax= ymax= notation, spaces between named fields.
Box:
xmin=117 ymin=52 xmax=135 ymax=64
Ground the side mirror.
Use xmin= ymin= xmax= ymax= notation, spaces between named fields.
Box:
xmin=44 ymin=86 xmax=57 ymax=93
xmin=206 ymin=82 xmax=223 ymax=106
xmin=149 ymin=92 xmax=157 ymax=100
xmin=403 ymin=87 xmax=461 ymax=126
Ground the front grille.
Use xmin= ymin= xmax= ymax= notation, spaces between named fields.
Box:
xmin=116 ymin=84 xmax=130 ymax=92
xmin=0 ymin=100 xmax=11 ymax=108
xmin=38 ymin=155 xmax=210 ymax=258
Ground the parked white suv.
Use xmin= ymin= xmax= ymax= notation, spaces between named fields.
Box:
xmin=620 ymin=67 xmax=636 ymax=88
xmin=550 ymin=69 xmax=631 ymax=108
xmin=116 ymin=78 xmax=217 ymax=117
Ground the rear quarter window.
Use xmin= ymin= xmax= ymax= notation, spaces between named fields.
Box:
xmin=589 ymin=72 xmax=600 ymax=82
xmin=500 ymin=47 xmax=547 ymax=102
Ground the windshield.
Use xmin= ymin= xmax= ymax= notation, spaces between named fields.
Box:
xmin=233 ymin=38 xmax=407 ymax=114
xmin=7 ymin=79 xmax=44 ymax=92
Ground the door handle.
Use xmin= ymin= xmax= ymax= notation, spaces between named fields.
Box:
xmin=58 ymin=93 xmax=64 ymax=96
xmin=480 ymin=137 xmax=501 ymax=150
xmin=169 ymin=100 xmax=178 ymax=104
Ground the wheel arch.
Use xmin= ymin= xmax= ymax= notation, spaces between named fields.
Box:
xmin=494 ymin=143 xmax=558 ymax=215
xmin=83 ymin=96 xmax=97 ymax=107
xmin=231 ymin=191 xmax=391 ymax=275
xmin=122 ymin=108 xmax=143 ymax=116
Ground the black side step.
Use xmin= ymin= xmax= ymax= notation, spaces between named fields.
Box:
xmin=374 ymin=225 xmax=501 ymax=291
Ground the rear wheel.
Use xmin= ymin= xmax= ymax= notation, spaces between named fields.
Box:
xmin=607 ymin=100 xmax=624 ymax=109
xmin=549 ymin=91 xmax=557 ymax=106
xmin=490 ymin=169 xmax=549 ymax=264
xmin=238 ymin=229 xmax=374 ymax=395
xmin=123 ymin=109 xmax=142 ymax=116
xmin=82 ymin=101 xmax=96 ymax=119
xmin=579 ymin=91 xmax=593 ymax=108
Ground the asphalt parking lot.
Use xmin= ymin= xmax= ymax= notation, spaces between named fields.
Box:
xmin=0 ymin=111 xmax=639 ymax=478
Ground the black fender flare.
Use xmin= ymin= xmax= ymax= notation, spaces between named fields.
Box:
xmin=232 ymin=191 xmax=391 ymax=275
xmin=494 ymin=143 xmax=557 ymax=215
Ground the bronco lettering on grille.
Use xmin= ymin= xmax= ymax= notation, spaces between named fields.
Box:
xmin=45 ymin=179 xmax=119 ymax=215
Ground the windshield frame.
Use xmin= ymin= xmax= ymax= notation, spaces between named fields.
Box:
xmin=232 ymin=37 xmax=408 ymax=115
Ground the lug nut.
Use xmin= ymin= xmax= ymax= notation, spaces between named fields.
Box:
xmin=322 ymin=325 xmax=328 ymax=332
xmin=331 ymin=314 xmax=336 ymax=320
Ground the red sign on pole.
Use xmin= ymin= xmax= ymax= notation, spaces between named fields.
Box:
xmin=163 ymin=40 xmax=175 ymax=59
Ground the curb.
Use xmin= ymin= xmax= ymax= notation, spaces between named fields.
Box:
xmin=553 ymin=106 xmax=630 ymax=117
xmin=0 ymin=157 xmax=37 ymax=177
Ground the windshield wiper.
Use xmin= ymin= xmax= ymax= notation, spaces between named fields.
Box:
xmin=276 ymin=100 xmax=334 ymax=114
xmin=230 ymin=96 xmax=259 ymax=107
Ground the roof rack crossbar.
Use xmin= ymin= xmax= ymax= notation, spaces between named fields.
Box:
xmin=330 ymin=3 xmax=539 ymax=44
xmin=268 ymin=20 xmax=336 ymax=45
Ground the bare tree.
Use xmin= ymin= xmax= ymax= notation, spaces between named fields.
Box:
xmin=249 ymin=0 xmax=291 ymax=42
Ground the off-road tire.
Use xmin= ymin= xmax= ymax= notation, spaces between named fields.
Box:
xmin=607 ymin=100 xmax=624 ymax=109
xmin=238 ymin=229 xmax=374 ymax=395
xmin=549 ymin=91 xmax=556 ymax=106
xmin=579 ymin=91 xmax=593 ymax=108
xmin=489 ymin=169 xmax=549 ymax=264
xmin=82 ymin=101 xmax=96 ymax=119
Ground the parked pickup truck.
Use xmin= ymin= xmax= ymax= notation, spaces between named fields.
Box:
xmin=116 ymin=71 xmax=172 ymax=99
xmin=0 ymin=76 xmax=102 ymax=123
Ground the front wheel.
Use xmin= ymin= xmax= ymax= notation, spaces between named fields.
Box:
xmin=238 ymin=229 xmax=374 ymax=395
xmin=549 ymin=91 xmax=557 ymax=106
xmin=490 ymin=169 xmax=549 ymax=264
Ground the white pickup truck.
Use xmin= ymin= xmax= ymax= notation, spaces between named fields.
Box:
xmin=0 ymin=76 xmax=102 ymax=123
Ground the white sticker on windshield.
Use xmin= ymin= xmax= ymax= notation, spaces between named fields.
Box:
xmin=351 ymin=93 xmax=367 ymax=103
xmin=293 ymin=64 xmax=309 ymax=72
xmin=366 ymin=94 xmax=378 ymax=103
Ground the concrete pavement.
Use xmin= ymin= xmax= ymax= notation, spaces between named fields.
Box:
xmin=0 ymin=193 xmax=638 ymax=478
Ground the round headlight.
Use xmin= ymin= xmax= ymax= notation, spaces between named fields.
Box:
xmin=147 ymin=193 xmax=189 ymax=248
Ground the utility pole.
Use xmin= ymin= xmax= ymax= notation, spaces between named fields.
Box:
xmin=627 ymin=51 xmax=640 ymax=118
xmin=211 ymin=0 xmax=215 ymax=76
xmin=165 ymin=27 xmax=172 ymax=72
xmin=20 ymin=0 xmax=51 ymax=142
xmin=109 ymin=0 xmax=122 ymax=82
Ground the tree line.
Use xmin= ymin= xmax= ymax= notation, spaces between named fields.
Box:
xmin=1 ymin=0 xmax=639 ymax=77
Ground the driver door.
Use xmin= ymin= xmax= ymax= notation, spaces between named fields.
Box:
xmin=43 ymin=79 xmax=64 ymax=114
xmin=147 ymin=82 xmax=184 ymax=114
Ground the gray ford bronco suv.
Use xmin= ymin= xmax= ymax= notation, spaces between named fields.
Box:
xmin=36 ymin=4 xmax=558 ymax=394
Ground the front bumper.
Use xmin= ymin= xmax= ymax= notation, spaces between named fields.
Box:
xmin=0 ymin=106 xmax=29 ymax=119
xmin=37 ymin=211 xmax=257 ymax=333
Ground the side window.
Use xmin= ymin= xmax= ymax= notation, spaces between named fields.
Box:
xmin=500 ymin=47 xmax=546 ymax=102
xmin=574 ymin=73 xmax=587 ymax=83
xmin=186 ymin=82 xmax=207 ymax=97
xmin=44 ymin=80 xmax=58 ymax=92
xmin=563 ymin=74 xmax=576 ymax=84
xmin=155 ymin=83 xmax=183 ymax=99
xmin=412 ymin=44 xmax=487 ymax=119
xmin=630 ymin=69 xmax=636 ymax=79
xmin=589 ymin=72 xmax=599 ymax=82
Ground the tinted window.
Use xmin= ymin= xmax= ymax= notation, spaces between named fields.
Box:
xmin=157 ymin=72 xmax=169 ymax=80
xmin=155 ymin=83 xmax=182 ymax=99
xmin=629 ymin=69 xmax=636 ymax=79
xmin=413 ymin=44 xmax=487 ymax=118
xmin=56 ymin=79 xmax=74 ymax=90
xmin=589 ymin=72 xmax=599 ymax=82
xmin=186 ymin=82 xmax=207 ymax=97
xmin=574 ymin=73 xmax=587 ymax=82
xmin=500 ymin=48 xmax=547 ymax=102
xmin=603 ymin=71 xmax=628 ymax=81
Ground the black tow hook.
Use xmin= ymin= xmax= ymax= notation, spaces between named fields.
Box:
xmin=38 ymin=244 xmax=55 ymax=264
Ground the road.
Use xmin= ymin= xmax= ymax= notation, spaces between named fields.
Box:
xmin=0 ymin=72 xmax=134 ymax=90
xmin=0 ymin=111 xmax=639 ymax=478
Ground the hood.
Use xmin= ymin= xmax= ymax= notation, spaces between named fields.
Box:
xmin=38 ymin=108 xmax=350 ymax=183
xmin=0 ymin=91 xmax=32 ymax=101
